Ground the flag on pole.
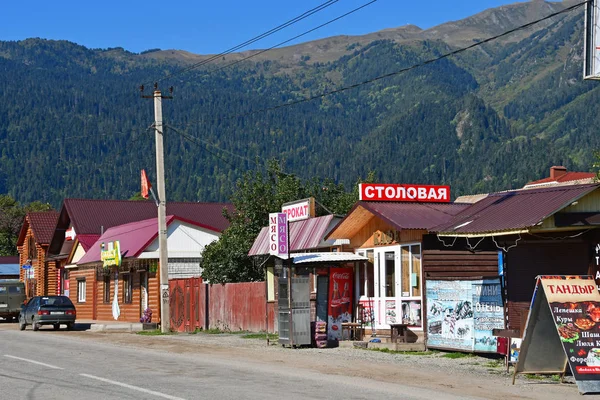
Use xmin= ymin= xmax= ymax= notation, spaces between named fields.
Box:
xmin=141 ymin=169 xmax=152 ymax=199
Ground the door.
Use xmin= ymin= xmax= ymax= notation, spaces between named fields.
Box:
xmin=140 ymin=272 xmax=148 ymax=316
xmin=374 ymin=247 xmax=400 ymax=329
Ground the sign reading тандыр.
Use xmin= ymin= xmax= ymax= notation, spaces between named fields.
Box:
xmin=101 ymin=241 xmax=122 ymax=268
xmin=359 ymin=183 xmax=450 ymax=203
xmin=269 ymin=213 xmax=288 ymax=259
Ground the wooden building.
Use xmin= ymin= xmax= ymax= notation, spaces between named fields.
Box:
xmin=74 ymin=215 xmax=223 ymax=323
xmin=17 ymin=211 xmax=59 ymax=297
xmin=45 ymin=198 xmax=233 ymax=300
xmin=325 ymin=200 xmax=469 ymax=343
xmin=432 ymin=183 xmax=600 ymax=338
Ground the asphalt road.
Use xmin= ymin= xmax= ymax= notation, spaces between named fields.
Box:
xmin=0 ymin=322 xmax=490 ymax=400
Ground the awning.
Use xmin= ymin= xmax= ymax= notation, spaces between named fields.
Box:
xmin=290 ymin=252 xmax=367 ymax=265
xmin=249 ymin=215 xmax=343 ymax=256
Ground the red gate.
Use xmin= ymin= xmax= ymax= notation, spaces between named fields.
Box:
xmin=169 ymin=278 xmax=203 ymax=332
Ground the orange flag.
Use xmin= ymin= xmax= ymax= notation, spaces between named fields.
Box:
xmin=141 ymin=169 xmax=152 ymax=199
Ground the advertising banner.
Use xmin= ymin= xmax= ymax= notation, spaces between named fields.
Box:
xmin=426 ymin=278 xmax=504 ymax=352
xmin=514 ymin=275 xmax=600 ymax=394
xmin=268 ymin=213 xmax=288 ymax=258
xmin=358 ymin=183 xmax=450 ymax=203
xmin=543 ymin=276 xmax=600 ymax=392
xmin=328 ymin=267 xmax=353 ymax=341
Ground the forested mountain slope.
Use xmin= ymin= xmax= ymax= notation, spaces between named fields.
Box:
xmin=0 ymin=0 xmax=597 ymax=208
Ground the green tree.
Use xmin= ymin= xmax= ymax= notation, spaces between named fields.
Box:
xmin=201 ymin=159 xmax=371 ymax=284
xmin=0 ymin=196 xmax=52 ymax=256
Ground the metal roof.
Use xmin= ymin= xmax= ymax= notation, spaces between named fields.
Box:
xmin=434 ymin=183 xmax=600 ymax=236
xmin=326 ymin=201 xmax=469 ymax=240
xmin=17 ymin=211 xmax=59 ymax=246
xmin=0 ymin=264 xmax=19 ymax=275
xmin=248 ymin=215 xmax=341 ymax=256
xmin=0 ymin=256 xmax=19 ymax=265
xmin=77 ymin=216 xmax=174 ymax=264
xmin=48 ymin=199 xmax=233 ymax=256
xmin=291 ymin=252 xmax=367 ymax=264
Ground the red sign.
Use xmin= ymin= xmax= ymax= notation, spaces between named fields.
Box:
xmin=328 ymin=267 xmax=353 ymax=341
xmin=359 ymin=183 xmax=450 ymax=203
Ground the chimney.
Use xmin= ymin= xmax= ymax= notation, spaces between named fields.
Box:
xmin=550 ymin=166 xmax=567 ymax=180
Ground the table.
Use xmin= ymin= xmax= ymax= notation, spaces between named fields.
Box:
xmin=389 ymin=323 xmax=409 ymax=343
xmin=341 ymin=322 xmax=364 ymax=341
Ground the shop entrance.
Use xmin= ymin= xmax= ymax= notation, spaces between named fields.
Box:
xmin=358 ymin=244 xmax=423 ymax=331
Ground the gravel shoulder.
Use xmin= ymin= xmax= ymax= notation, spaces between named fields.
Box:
xmin=59 ymin=329 xmax=580 ymax=400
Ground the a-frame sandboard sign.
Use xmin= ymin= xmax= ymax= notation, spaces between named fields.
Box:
xmin=514 ymin=275 xmax=600 ymax=394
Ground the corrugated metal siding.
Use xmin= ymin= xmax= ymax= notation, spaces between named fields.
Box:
xmin=504 ymin=243 xmax=589 ymax=332
xmin=435 ymin=184 xmax=599 ymax=235
xmin=208 ymin=282 xmax=268 ymax=332
xmin=249 ymin=215 xmax=335 ymax=256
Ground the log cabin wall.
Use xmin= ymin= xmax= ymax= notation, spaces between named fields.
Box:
xmin=68 ymin=267 xmax=95 ymax=320
xmin=94 ymin=269 xmax=160 ymax=323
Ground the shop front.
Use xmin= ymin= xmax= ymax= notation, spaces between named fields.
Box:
xmin=431 ymin=183 xmax=600 ymax=346
xmin=326 ymin=183 xmax=468 ymax=342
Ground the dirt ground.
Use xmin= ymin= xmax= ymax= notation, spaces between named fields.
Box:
xmin=62 ymin=329 xmax=582 ymax=400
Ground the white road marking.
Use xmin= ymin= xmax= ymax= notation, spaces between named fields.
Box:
xmin=3 ymin=355 xmax=64 ymax=370
xmin=80 ymin=373 xmax=186 ymax=400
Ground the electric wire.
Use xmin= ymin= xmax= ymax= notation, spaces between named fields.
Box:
xmin=205 ymin=0 xmax=377 ymax=76
xmin=179 ymin=0 xmax=588 ymax=124
xmin=147 ymin=0 xmax=341 ymax=86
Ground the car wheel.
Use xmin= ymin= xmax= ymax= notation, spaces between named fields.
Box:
xmin=32 ymin=321 xmax=40 ymax=331
xmin=53 ymin=324 xmax=60 ymax=330
xmin=66 ymin=322 xmax=74 ymax=331
xmin=18 ymin=318 xmax=25 ymax=331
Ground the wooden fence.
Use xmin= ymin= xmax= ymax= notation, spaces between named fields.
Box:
xmin=169 ymin=278 xmax=275 ymax=333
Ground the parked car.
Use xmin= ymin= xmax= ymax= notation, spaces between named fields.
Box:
xmin=0 ymin=280 xmax=26 ymax=321
xmin=19 ymin=296 xmax=76 ymax=331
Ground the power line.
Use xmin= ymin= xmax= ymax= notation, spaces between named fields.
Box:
xmin=186 ymin=0 xmax=587 ymax=123
xmin=204 ymin=0 xmax=377 ymax=77
xmin=147 ymin=0 xmax=341 ymax=86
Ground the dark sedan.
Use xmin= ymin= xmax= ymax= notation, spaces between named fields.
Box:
xmin=19 ymin=296 xmax=76 ymax=331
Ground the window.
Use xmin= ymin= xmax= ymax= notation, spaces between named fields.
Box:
xmin=8 ymin=286 xmax=22 ymax=294
xmin=123 ymin=274 xmax=132 ymax=304
xmin=103 ymin=275 xmax=111 ymax=304
xmin=77 ymin=278 xmax=86 ymax=303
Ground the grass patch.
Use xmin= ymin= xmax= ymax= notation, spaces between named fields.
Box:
xmin=442 ymin=352 xmax=474 ymax=359
xmin=136 ymin=329 xmax=173 ymax=336
xmin=524 ymin=374 xmax=546 ymax=380
xmin=242 ymin=333 xmax=279 ymax=340
xmin=485 ymin=359 xmax=504 ymax=368
xmin=363 ymin=347 xmax=436 ymax=356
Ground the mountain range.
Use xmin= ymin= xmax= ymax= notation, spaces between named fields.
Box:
xmin=0 ymin=0 xmax=598 ymax=209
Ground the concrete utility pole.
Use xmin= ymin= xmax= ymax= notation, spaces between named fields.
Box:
xmin=142 ymin=84 xmax=173 ymax=333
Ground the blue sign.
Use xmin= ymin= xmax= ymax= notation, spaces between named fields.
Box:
xmin=21 ymin=264 xmax=31 ymax=269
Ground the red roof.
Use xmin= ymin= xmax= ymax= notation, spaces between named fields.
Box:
xmin=48 ymin=199 xmax=233 ymax=256
xmin=434 ymin=183 xmax=600 ymax=236
xmin=77 ymin=234 xmax=101 ymax=252
xmin=355 ymin=201 xmax=469 ymax=230
xmin=17 ymin=211 xmax=59 ymax=246
xmin=525 ymin=172 xmax=596 ymax=187
xmin=78 ymin=215 xmax=179 ymax=264
xmin=249 ymin=215 xmax=340 ymax=256
xmin=0 ymin=256 xmax=19 ymax=265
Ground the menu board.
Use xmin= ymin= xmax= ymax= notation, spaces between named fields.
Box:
xmin=426 ymin=278 xmax=504 ymax=352
xmin=543 ymin=277 xmax=600 ymax=388
xmin=515 ymin=275 xmax=600 ymax=394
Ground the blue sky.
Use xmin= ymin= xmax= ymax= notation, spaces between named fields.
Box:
xmin=1 ymin=0 xmax=527 ymax=54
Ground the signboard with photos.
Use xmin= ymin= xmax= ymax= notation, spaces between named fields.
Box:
xmin=426 ymin=278 xmax=505 ymax=353
xmin=514 ymin=275 xmax=600 ymax=394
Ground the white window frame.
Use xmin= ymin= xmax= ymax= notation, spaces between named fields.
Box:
xmin=77 ymin=278 xmax=86 ymax=303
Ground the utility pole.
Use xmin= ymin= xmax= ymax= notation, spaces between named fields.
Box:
xmin=142 ymin=84 xmax=173 ymax=333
